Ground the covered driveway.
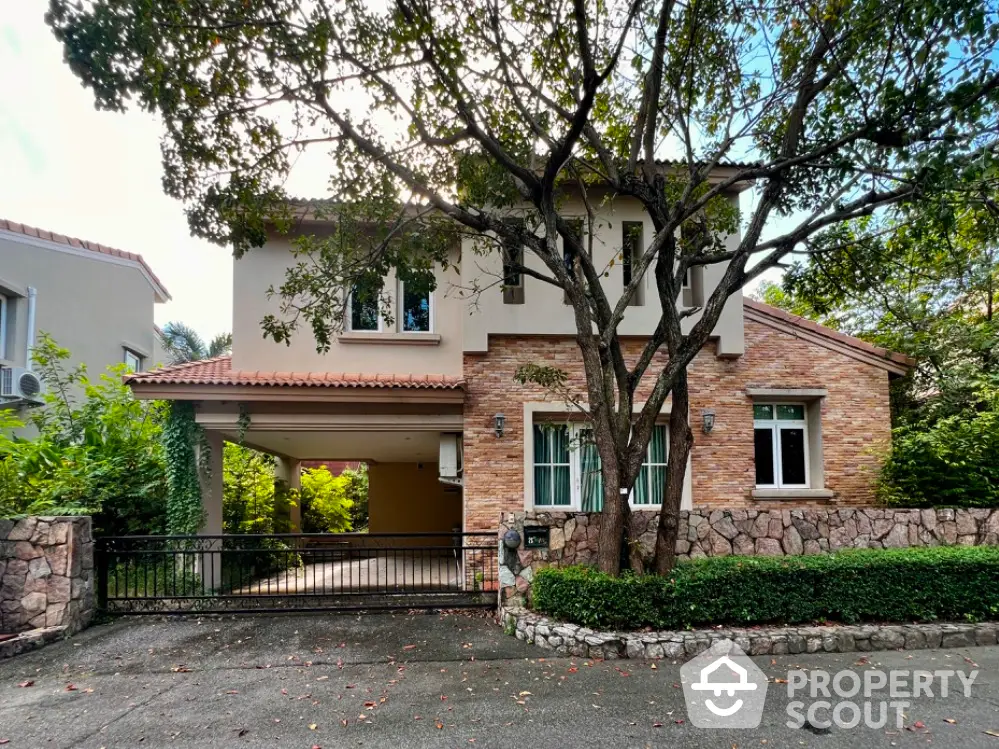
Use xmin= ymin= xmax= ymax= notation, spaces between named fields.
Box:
xmin=125 ymin=356 xmax=466 ymax=541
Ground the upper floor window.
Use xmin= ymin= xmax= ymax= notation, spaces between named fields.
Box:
xmin=400 ymin=281 xmax=432 ymax=332
xmin=123 ymin=347 xmax=143 ymax=372
xmin=753 ymin=403 xmax=809 ymax=488
xmin=348 ymin=282 xmax=382 ymax=332
xmin=622 ymin=222 xmax=645 ymax=306
xmin=502 ymin=222 xmax=525 ymax=305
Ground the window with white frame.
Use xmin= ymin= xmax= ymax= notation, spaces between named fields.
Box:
xmin=123 ymin=347 xmax=143 ymax=372
xmin=753 ymin=403 xmax=809 ymax=488
xmin=348 ymin=282 xmax=382 ymax=332
xmin=533 ymin=423 xmax=668 ymax=510
xmin=399 ymin=280 xmax=432 ymax=332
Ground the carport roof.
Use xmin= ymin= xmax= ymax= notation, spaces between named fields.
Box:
xmin=125 ymin=356 xmax=465 ymax=390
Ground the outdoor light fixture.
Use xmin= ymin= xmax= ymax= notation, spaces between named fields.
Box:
xmin=702 ymin=409 xmax=716 ymax=434
xmin=494 ymin=413 xmax=506 ymax=438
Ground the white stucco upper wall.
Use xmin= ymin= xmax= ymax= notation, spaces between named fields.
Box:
xmin=458 ymin=193 xmax=744 ymax=355
xmin=232 ymin=193 xmax=745 ymax=375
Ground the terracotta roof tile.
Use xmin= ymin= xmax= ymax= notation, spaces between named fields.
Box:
xmin=744 ymin=298 xmax=915 ymax=369
xmin=0 ymin=218 xmax=171 ymax=301
xmin=126 ymin=356 xmax=465 ymax=390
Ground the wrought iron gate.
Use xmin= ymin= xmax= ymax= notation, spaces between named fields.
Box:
xmin=96 ymin=532 xmax=497 ymax=614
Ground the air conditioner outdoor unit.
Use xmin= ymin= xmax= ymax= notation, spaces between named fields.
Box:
xmin=439 ymin=433 xmax=463 ymax=486
xmin=0 ymin=367 xmax=43 ymax=403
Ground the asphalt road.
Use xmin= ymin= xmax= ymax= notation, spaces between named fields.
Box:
xmin=1 ymin=613 xmax=997 ymax=748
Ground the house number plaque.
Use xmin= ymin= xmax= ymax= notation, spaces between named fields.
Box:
xmin=523 ymin=526 xmax=550 ymax=549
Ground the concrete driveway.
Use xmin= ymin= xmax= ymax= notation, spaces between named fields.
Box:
xmin=1 ymin=613 xmax=998 ymax=748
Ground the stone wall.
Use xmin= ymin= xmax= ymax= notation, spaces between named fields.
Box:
xmin=502 ymin=606 xmax=998 ymax=659
xmin=498 ymin=508 xmax=999 ymax=608
xmin=0 ymin=516 xmax=95 ymax=634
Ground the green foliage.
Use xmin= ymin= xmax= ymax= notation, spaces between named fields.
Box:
xmin=0 ymin=335 xmax=169 ymax=534
xmin=533 ymin=547 xmax=999 ymax=630
xmin=222 ymin=443 xmax=279 ymax=534
xmin=878 ymin=376 xmax=999 ymax=507
xmin=299 ymin=465 xmax=355 ymax=534
xmin=157 ymin=321 xmax=232 ymax=365
xmin=162 ymin=401 xmax=205 ymax=534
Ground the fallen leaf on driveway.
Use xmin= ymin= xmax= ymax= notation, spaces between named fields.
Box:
xmin=65 ymin=684 xmax=78 ymax=692
xmin=403 ymin=644 xmax=418 ymax=650
xmin=18 ymin=680 xmax=34 ymax=688
xmin=944 ymin=718 xmax=957 ymax=724
xmin=309 ymin=723 xmax=318 ymax=730
xmin=0 ymin=739 xmax=9 ymax=745
xmin=171 ymin=665 xmax=191 ymax=673
xmin=985 ymin=729 xmax=999 ymax=738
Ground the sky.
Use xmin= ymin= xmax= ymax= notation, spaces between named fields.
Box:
xmin=0 ymin=3 xmax=234 ymax=339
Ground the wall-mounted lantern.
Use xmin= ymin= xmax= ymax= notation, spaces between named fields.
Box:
xmin=494 ymin=413 xmax=506 ymax=438
xmin=701 ymin=409 xmax=716 ymax=434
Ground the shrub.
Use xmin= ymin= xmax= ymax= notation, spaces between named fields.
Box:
xmin=531 ymin=546 xmax=999 ymax=630
xmin=0 ymin=335 xmax=169 ymax=533
xmin=878 ymin=377 xmax=999 ymax=507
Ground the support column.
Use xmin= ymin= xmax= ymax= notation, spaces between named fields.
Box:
xmin=273 ymin=457 xmax=302 ymax=533
xmin=196 ymin=431 xmax=224 ymax=588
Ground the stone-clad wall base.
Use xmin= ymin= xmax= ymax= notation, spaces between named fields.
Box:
xmin=502 ymin=607 xmax=998 ymax=660
xmin=498 ymin=508 xmax=999 ymax=609
xmin=0 ymin=516 xmax=95 ymax=635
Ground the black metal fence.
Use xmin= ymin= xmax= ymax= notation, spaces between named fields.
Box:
xmin=96 ymin=532 xmax=498 ymax=614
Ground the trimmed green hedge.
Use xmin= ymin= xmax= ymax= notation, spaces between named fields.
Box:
xmin=531 ymin=546 xmax=999 ymax=630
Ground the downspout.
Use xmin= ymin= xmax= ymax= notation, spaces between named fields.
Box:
xmin=25 ymin=286 xmax=37 ymax=370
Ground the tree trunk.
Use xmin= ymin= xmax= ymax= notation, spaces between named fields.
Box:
xmin=653 ymin=370 xmax=694 ymax=575
xmin=596 ymin=459 xmax=624 ymax=575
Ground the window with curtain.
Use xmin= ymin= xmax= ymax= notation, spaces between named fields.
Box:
xmin=533 ymin=424 xmax=571 ymax=506
xmin=538 ymin=423 xmax=669 ymax=510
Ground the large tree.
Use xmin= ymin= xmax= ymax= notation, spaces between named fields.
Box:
xmin=48 ymin=0 xmax=999 ymax=574
xmin=757 ymin=188 xmax=999 ymax=420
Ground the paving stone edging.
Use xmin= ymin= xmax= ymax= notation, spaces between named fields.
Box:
xmin=501 ymin=607 xmax=998 ymax=659
xmin=0 ymin=626 xmax=69 ymax=660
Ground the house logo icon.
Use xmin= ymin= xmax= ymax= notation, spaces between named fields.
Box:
xmin=680 ymin=640 xmax=768 ymax=728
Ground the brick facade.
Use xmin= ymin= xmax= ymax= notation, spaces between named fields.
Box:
xmin=462 ymin=319 xmax=894 ymax=531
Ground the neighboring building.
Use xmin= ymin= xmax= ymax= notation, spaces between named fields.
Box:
xmin=0 ymin=218 xmax=170 ymax=414
xmin=125 ymin=178 xmax=911 ymax=541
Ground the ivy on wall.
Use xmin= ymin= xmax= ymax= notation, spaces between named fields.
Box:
xmin=162 ymin=401 xmax=207 ymax=534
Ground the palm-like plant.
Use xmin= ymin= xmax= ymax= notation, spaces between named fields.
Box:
xmin=158 ymin=322 xmax=232 ymax=365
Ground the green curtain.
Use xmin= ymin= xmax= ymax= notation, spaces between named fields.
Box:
xmin=580 ymin=429 xmax=603 ymax=511
xmin=634 ymin=425 xmax=667 ymax=506
xmin=534 ymin=425 xmax=571 ymax=506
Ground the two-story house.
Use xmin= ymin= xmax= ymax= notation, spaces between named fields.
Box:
xmin=125 ymin=184 xmax=911 ymax=544
xmin=0 ymin=218 xmax=170 ymax=420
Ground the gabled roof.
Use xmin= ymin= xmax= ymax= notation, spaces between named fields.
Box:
xmin=0 ymin=218 xmax=171 ymax=302
xmin=125 ymin=355 xmax=465 ymax=390
xmin=744 ymin=299 xmax=915 ymax=375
